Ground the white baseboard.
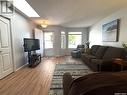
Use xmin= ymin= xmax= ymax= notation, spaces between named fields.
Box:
xmin=15 ymin=63 xmax=28 ymax=71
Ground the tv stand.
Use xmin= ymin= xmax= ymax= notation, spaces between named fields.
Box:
xmin=28 ymin=52 xmax=41 ymax=67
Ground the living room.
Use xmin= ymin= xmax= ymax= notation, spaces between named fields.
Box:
xmin=0 ymin=0 xmax=127 ymax=95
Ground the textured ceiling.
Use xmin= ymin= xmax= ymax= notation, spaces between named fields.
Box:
xmin=26 ymin=0 xmax=127 ymax=27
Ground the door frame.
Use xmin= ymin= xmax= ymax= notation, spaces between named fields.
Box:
xmin=0 ymin=15 xmax=14 ymax=72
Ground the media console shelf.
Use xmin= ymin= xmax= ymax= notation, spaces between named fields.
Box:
xmin=28 ymin=53 xmax=41 ymax=67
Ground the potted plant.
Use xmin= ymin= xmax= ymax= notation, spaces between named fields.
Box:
xmin=85 ymin=41 xmax=90 ymax=54
xmin=122 ymin=43 xmax=127 ymax=52
xmin=85 ymin=41 xmax=90 ymax=49
xmin=122 ymin=43 xmax=127 ymax=59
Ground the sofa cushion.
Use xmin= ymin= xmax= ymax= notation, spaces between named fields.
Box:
xmin=91 ymin=59 xmax=113 ymax=71
xmin=95 ymin=46 xmax=108 ymax=58
xmin=103 ymin=47 xmax=124 ymax=59
xmin=91 ymin=45 xmax=100 ymax=55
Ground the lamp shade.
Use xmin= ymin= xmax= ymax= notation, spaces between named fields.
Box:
xmin=41 ymin=20 xmax=48 ymax=28
xmin=41 ymin=24 xmax=48 ymax=28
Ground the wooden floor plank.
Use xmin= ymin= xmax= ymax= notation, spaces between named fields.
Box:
xmin=0 ymin=56 xmax=83 ymax=95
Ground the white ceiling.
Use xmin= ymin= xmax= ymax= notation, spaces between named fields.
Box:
xmin=26 ymin=0 xmax=127 ymax=27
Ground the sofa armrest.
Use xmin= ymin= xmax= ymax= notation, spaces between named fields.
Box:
xmin=63 ymin=73 xmax=74 ymax=95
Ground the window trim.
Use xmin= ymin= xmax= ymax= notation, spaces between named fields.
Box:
xmin=68 ymin=32 xmax=82 ymax=49
xmin=44 ymin=32 xmax=54 ymax=49
xmin=61 ymin=31 xmax=66 ymax=49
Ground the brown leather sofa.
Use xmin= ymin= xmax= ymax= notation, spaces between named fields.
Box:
xmin=63 ymin=72 xmax=127 ymax=95
xmin=81 ymin=45 xmax=126 ymax=71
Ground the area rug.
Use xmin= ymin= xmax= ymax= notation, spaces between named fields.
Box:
xmin=48 ymin=63 xmax=93 ymax=95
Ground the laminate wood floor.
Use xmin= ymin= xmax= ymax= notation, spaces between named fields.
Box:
xmin=0 ymin=56 xmax=83 ymax=95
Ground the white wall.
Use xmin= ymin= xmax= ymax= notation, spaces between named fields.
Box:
xmin=6 ymin=11 xmax=36 ymax=70
xmin=34 ymin=28 xmax=44 ymax=57
xmin=89 ymin=7 xmax=127 ymax=48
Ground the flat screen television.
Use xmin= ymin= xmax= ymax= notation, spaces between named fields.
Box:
xmin=24 ymin=38 xmax=40 ymax=52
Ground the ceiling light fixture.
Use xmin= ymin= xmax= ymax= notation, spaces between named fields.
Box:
xmin=41 ymin=20 xmax=48 ymax=28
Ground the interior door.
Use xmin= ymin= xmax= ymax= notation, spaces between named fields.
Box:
xmin=0 ymin=16 xmax=13 ymax=79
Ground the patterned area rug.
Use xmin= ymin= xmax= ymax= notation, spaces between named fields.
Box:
xmin=48 ymin=63 xmax=93 ymax=95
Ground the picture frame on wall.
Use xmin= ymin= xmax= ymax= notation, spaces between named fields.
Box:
xmin=102 ymin=19 xmax=120 ymax=42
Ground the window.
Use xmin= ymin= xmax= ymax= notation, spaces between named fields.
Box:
xmin=68 ymin=32 xmax=82 ymax=48
xmin=61 ymin=31 xmax=66 ymax=49
xmin=44 ymin=32 xmax=53 ymax=49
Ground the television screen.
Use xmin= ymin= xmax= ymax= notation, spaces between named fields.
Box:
xmin=24 ymin=38 xmax=40 ymax=52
